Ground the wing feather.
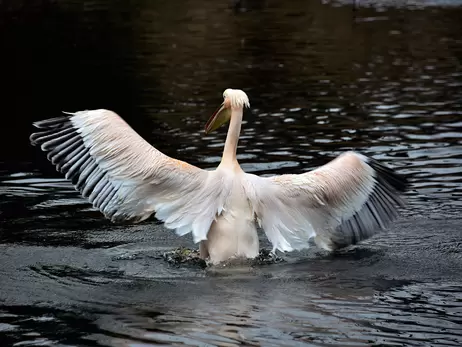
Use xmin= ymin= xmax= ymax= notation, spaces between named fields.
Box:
xmin=31 ymin=109 xmax=231 ymax=242
xmin=245 ymin=151 xmax=408 ymax=252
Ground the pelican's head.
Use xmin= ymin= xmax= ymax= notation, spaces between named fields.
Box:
xmin=204 ymin=88 xmax=250 ymax=134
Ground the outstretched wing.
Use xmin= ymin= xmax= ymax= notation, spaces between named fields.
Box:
xmin=30 ymin=109 xmax=231 ymax=242
xmin=244 ymin=151 xmax=408 ymax=252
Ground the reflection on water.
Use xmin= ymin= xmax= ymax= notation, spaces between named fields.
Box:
xmin=0 ymin=0 xmax=462 ymax=346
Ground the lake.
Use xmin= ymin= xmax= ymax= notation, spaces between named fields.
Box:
xmin=0 ymin=0 xmax=461 ymax=346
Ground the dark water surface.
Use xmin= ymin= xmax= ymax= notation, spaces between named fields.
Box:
xmin=1 ymin=0 xmax=462 ymax=346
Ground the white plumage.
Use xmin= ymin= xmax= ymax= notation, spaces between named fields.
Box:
xmin=30 ymin=88 xmax=408 ymax=264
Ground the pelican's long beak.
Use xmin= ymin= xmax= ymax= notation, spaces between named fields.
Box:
xmin=204 ymin=102 xmax=231 ymax=134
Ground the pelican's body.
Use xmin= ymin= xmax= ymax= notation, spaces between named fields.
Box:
xmin=201 ymin=168 xmax=260 ymax=263
xmin=30 ymin=89 xmax=408 ymax=265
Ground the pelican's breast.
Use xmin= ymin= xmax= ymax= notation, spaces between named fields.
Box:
xmin=204 ymin=171 xmax=259 ymax=264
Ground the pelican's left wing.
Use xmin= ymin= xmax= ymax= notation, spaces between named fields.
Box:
xmin=30 ymin=110 xmax=231 ymax=242
xmin=244 ymin=152 xmax=408 ymax=252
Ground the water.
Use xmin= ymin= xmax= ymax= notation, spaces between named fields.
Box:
xmin=1 ymin=0 xmax=462 ymax=346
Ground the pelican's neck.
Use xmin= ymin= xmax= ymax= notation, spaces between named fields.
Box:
xmin=221 ymin=107 xmax=243 ymax=167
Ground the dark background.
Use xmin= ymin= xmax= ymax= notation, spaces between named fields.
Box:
xmin=1 ymin=0 xmax=460 ymax=174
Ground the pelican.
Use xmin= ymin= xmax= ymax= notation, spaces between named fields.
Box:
xmin=30 ymin=88 xmax=408 ymax=264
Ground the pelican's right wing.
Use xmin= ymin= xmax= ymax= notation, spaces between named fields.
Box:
xmin=244 ymin=152 xmax=408 ymax=252
xmin=30 ymin=110 xmax=231 ymax=242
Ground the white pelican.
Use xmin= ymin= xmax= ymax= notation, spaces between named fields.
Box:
xmin=30 ymin=88 xmax=408 ymax=264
